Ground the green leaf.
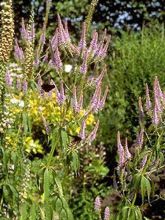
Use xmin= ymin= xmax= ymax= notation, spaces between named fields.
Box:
xmin=30 ymin=203 xmax=37 ymax=220
xmin=140 ymin=176 xmax=151 ymax=203
xmin=44 ymin=168 xmax=51 ymax=201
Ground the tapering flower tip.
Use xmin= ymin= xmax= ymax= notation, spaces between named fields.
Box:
xmin=54 ymin=82 xmax=65 ymax=105
xmin=138 ymin=97 xmax=144 ymax=120
xmin=57 ymin=14 xmax=66 ymax=44
xmin=104 ymin=207 xmax=110 ymax=220
xmin=152 ymin=103 xmax=160 ymax=126
xmin=79 ymin=120 xmax=86 ymax=140
xmin=72 ymin=86 xmax=78 ymax=112
xmin=94 ymin=196 xmax=101 ymax=212
xmin=153 ymin=76 xmax=164 ymax=112
xmin=90 ymin=85 xmax=101 ymax=111
xmin=60 ymin=81 xmax=66 ymax=103
xmin=101 ymin=36 xmax=111 ymax=58
xmin=89 ymin=30 xmax=98 ymax=53
xmin=124 ymin=138 xmax=131 ymax=160
xmin=78 ymin=22 xmax=87 ymax=50
xmin=53 ymin=47 xmax=63 ymax=71
xmin=14 ymin=39 xmax=24 ymax=62
xmin=87 ymin=120 xmax=99 ymax=143
xmin=141 ymin=155 xmax=148 ymax=169
xmin=80 ymin=49 xmax=88 ymax=74
xmin=117 ymin=131 xmax=125 ymax=168
xmin=22 ymin=80 xmax=28 ymax=93
xmin=99 ymin=86 xmax=109 ymax=110
xmin=78 ymin=91 xmax=84 ymax=111
xmin=136 ymin=128 xmax=144 ymax=148
xmin=5 ymin=70 xmax=12 ymax=87
xmin=95 ymin=69 xmax=106 ymax=85
xmin=145 ymin=83 xmax=152 ymax=111
xmin=51 ymin=28 xmax=59 ymax=51
xmin=64 ymin=20 xmax=70 ymax=42
xmin=20 ymin=18 xmax=28 ymax=40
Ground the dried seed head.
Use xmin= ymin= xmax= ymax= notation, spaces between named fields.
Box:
xmin=0 ymin=0 xmax=14 ymax=62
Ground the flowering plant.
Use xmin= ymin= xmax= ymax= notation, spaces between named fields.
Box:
xmin=0 ymin=0 xmax=110 ymax=219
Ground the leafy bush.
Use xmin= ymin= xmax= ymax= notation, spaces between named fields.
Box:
xmin=99 ymin=23 xmax=165 ymax=148
xmin=0 ymin=0 xmax=109 ymax=219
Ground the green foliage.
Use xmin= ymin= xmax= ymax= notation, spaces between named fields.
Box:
xmin=99 ymin=23 xmax=165 ymax=148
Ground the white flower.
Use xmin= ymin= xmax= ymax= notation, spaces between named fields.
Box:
xmin=64 ymin=64 xmax=72 ymax=73
xmin=19 ymin=100 xmax=24 ymax=108
xmin=10 ymin=98 xmax=19 ymax=104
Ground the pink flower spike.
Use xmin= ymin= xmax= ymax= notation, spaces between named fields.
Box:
xmin=104 ymin=207 xmax=110 ymax=220
xmin=152 ymin=103 xmax=160 ymax=126
xmin=141 ymin=155 xmax=148 ymax=169
xmin=145 ymin=83 xmax=152 ymax=111
xmin=90 ymin=84 xmax=102 ymax=110
xmin=136 ymin=128 xmax=144 ymax=148
xmin=94 ymin=196 xmax=101 ymax=212
xmin=78 ymin=91 xmax=83 ymax=112
xmin=99 ymin=86 xmax=109 ymax=110
xmin=80 ymin=49 xmax=88 ymax=74
xmin=53 ymin=47 xmax=63 ymax=71
xmin=57 ymin=14 xmax=66 ymax=44
xmin=124 ymin=138 xmax=131 ymax=160
xmin=78 ymin=22 xmax=87 ymax=50
xmin=89 ymin=30 xmax=98 ymax=53
xmin=117 ymin=131 xmax=125 ymax=168
xmin=79 ymin=120 xmax=86 ymax=140
xmin=87 ymin=120 xmax=99 ymax=143
xmin=95 ymin=69 xmax=106 ymax=86
xmin=64 ymin=20 xmax=70 ymax=42
xmin=14 ymin=39 xmax=24 ymax=62
xmin=5 ymin=70 xmax=12 ymax=87
xmin=60 ymin=81 xmax=65 ymax=103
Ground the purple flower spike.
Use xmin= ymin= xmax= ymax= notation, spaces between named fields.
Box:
xmin=138 ymin=97 xmax=144 ymax=120
xmin=54 ymin=82 xmax=65 ymax=105
xmin=64 ymin=20 xmax=70 ymax=42
xmin=87 ymin=120 xmax=99 ymax=143
xmin=145 ymin=83 xmax=152 ymax=112
xmin=141 ymin=155 xmax=148 ymax=169
xmin=90 ymin=84 xmax=102 ymax=110
xmin=72 ymin=86 xmax=78 ymax=112
xmin=104 ymin=207 xmax=110 ymax=220
xmin=124 ymin=138 xmax=131 ymax=160
xmin=78 ymin=22 xmax=87 ymax=51
xmin=5 ymin=70 xmax=12 ymax=87
xmin=80 ymin=49 xmax=88 ymax=74
xmin=101 ymin=36 xmax=111 ymax=58
xmin=89 ymin=30 xmax=98 ymax=53
xmin=95 ymin=69 xmax=106 ymax=86
xmin=152 ymin=103 xmax=160 ymax=126
xmin=20 ymin=18 xmax=28 ymax=41
xmin=78 ymin=91 xmax=83 ymax=111
xmin=99 ymin=86 xmax=109 ymax=110
xmin=22 ymin=80 xmax=28 ymax=93
xmin=57 ymin=14 xmax=67 ymax=45
xmin=94 ymin=196 xmax=101 ymax=212
xmin=117 ymin=131 xmax=125 ymax=168
xmin=79 ymin=120 xmax=86 ymax=140
xmin=14 ymin=39 xmax=24 ymax=62
xmin=136 ymin=128 xmax=144 ymax=148
xmin=52 ymin=47 xmax=62 ymax=71
xmin=51 ymin=28 xmax=59 ymax=51
xmin=154 ymin=76 xmax=163 ymax=113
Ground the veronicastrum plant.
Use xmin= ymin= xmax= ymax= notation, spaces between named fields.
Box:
xmin=0 ymin=0 xmax=110 ymax=219
xmin=95 ymin=77 xmax=165 ymax=220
